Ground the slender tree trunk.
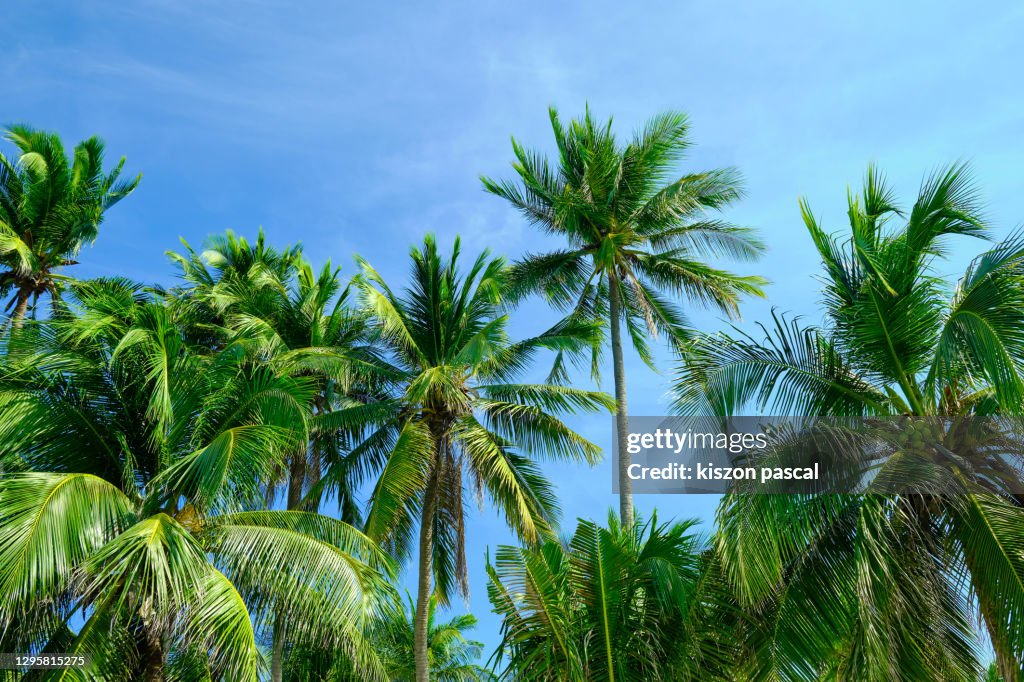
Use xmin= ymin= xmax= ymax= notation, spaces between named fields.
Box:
xmin=415 ymin=464 xmax=441 ymax=682
xmin=287 ymin=453 xmax=306 ymax=511
xmin=140 ymin=623 xmax=164 ymax=682
xmin=270 ymin=610 xmax=286 ymax=679
xmin=608 ymin=270 xmax=634 ymax=527
xmin=308 ymin=438 xmax=322 ymax=514
xmin=11 ymin=287 xmax=31 ymax=328
xmin=271 ymin=454 xmax=308 ymax=682
xmin=985 ymin=617 xmax=1019 ymax=682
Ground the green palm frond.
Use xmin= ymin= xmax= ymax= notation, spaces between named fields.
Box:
xmin=951 ymin=493 xmax=1024 ymax=673
xmin=154 ymin=425 xmax=292 ymax=513
xmin=477 ymin=398 xmax=602 ymax=464
xmin=362 ymin=419 xmax=434 ymax=550
xmin=185 ymin=567 xmax=262 ymax=682
xmin=930 ymin=232 xmax=1024 ymax=408
xmin=205 ymin=516 xmax=388 ymax=629
xmin=0 ymin=473 xmax=135 ymax=627
xmin=456 ymin=416 xmax=558 ymax=544
xmin=83 ymin=514 xmax=208 ymax=624
xmin=674 ymin=311 xmax=888 ymax=417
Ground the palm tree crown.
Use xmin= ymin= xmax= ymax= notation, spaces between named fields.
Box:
xmin=169 ymin=229 xmax=391 ymax=681
xmin=484 ymin=107 xmax=766 ymax=525
xmin=675 ymin=164 xmax=1024 ymax=679
xmin=169 ymin=229 xmax=384 ymax=520
xmin=0 ymin=126 xmax=140 ymax=325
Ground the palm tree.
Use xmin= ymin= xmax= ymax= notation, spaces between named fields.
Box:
xmin=369 ymin=593 xmax=492 ymax=681
xmin=169 ymin=230 xmax=385 ymax=520
xmin=674 ymin=164 xmax=1024 ymax=679
xmin=0 ymin=125 xmax=140 ymax=326
xmin=326 ymin=234 xmax=614 ymax=682
xmin=487 ymin=512 xmax=736 ymax=681
xmin=0 ymin=278 xmax=392 ymax=681
xmin=169 ymin=230 xmax=389 ymax=681
xmin=483 ymin=107 xmax=767 ymax=526
xmin=167 ymin=228 xmax=302 ymax=350
xmin=282 ymin=593 xmax=492 ymax=681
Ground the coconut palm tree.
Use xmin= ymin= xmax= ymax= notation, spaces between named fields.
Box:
xmin=0 ymin=278 xmax=392 ymax=681
xmin=0 ymin=126 xmax=140 ymax=326
xmin=169 ymin=230 xmax=387 ymax=520
xmin=167 ymin=228 xmax=302 ymax=350
xmin=282 ymin=593 xmax=492 ymax=681
xmin=674 ymin=164 xmax=1024 ymax=679
xmin=483 ymin=107 xmax=767 ymax=526
xmin=169 ymin=230 xmax=390 ymax=681
xmin=487 ymin=512 xmax=737 ymax=681
xmin=367 ymin=593 xmax=492 ymax=681
xmin=323 ymin=234 xmax=614 ymax=682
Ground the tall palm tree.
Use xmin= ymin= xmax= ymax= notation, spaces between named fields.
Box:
xmin=674 ymin=164 xmax=1024 ymax=679
xmin=169 ymin=230 xmax=388 ymax=681
xmin=483 ymin=107 xmax=767 ymax=526
xmin=0 ymin=278 xmax=392 ymax=681
xmin=0 ymin=126 xmax=140 ymax=326
xmin=325 ymin=235 xmax=614 ymax=682
xmin=169 ymin=230 xmax=384 ymax=520
xmin=487 ymin=512 xmax=736 ymax=681
xmin=229 ymin=259 xmax=393 ymax=682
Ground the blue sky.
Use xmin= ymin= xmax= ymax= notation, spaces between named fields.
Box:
xmin=4 ymin=0 xmax=1023 ymax=655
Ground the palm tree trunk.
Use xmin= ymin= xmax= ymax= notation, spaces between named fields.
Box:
xmin=270 ymin=613 xmax=286 ymax=682
xmin=415 ymin=466 xmax=441 ymax=682
xmin=984 ymin=614 xmax=1019 ymax=682
xmin=271 ymin=454 xmax=308 ymax=682
xmin=140 ymin=621 xmax=164 ymax=682
xmin=608 ymin=270 xmax=634 ymax=527
xmin=11 ymin=286 xmax=31 ymax=328
xmin=307 ymin=438 xmax=322 ymax=514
